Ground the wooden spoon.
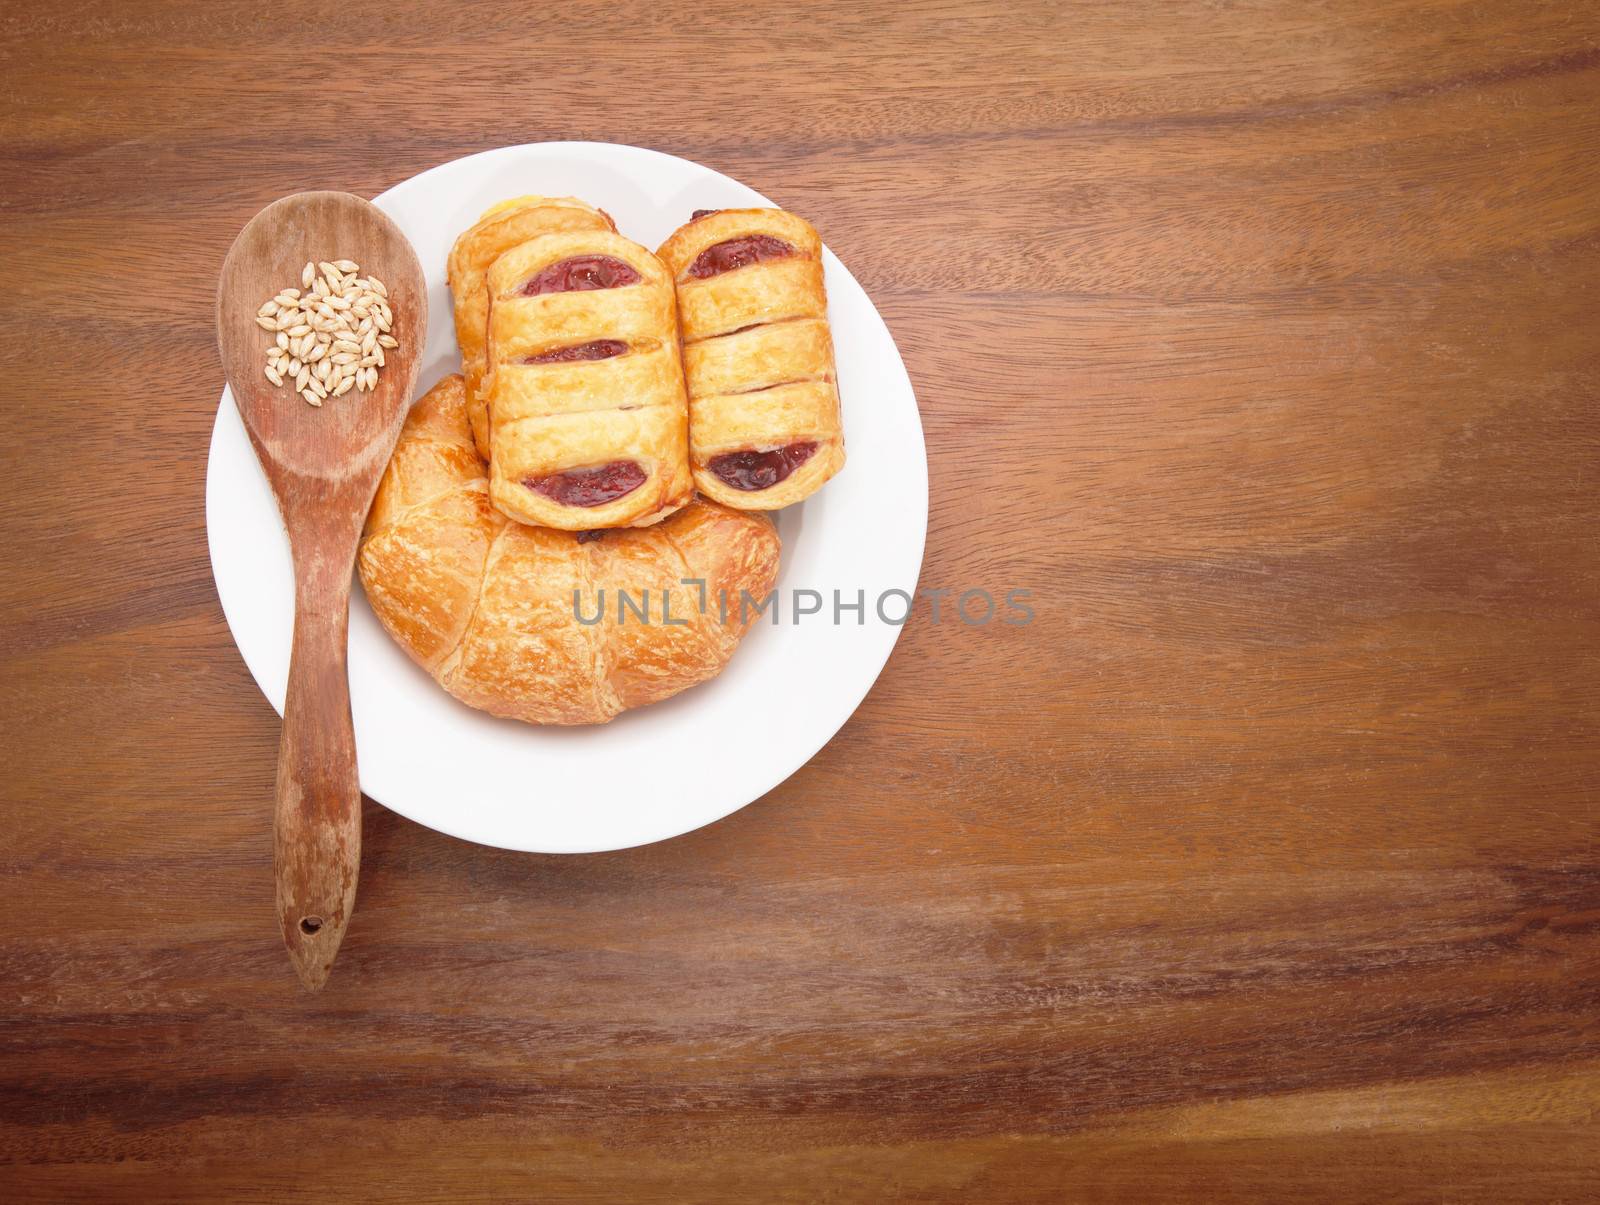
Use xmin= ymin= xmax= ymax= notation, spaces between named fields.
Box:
xmin=216 ymin=192 xmax=425 ymax=991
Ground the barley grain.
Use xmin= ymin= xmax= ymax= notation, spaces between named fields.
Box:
xmin=257 ymin=260 xmax=397 ymax=405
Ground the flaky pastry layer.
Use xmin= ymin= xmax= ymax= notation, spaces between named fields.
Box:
xmin=483 ymin=230 xmax=691 ymax=530
xmin=446 ymin=196 xmax=615 ymax=460
xmin=358 ymin=375 xmax=780 ymax=725
xmin=657 ymin=208 xmax=845 ymax=509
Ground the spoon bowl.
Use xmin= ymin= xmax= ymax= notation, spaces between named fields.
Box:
xmin=216 ymin=191 xmax=425 ymax=990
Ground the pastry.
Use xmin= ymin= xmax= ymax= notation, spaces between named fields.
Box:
xmin=446 ymin=196 xmax=616 ymax=459
xmin=359 ymin=375 xmax=778 ymax=726
xmin=657 ymin=208 xmax=846 ymax=509
xmin=482 ymin=230 xmax=693 ymax=530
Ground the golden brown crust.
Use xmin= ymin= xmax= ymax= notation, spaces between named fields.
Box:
xmin=358 ymin=374 xmax=779 ymax=726
xmin=656 ymin=209 xmax=823 ymax=282
xmin=483 ymin=230 xmax=692 ymax=530
xmin=442 ymin=521 xmax=615 ymax=725
xmin=657 ymin=208 xmax=845 ymax=509
xmin=583 ymin=527 xmax=726 ymax=711
xmin=446 ymin=197 xmax=616 ymax=460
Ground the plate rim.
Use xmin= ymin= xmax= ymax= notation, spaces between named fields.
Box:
xmin=205 ymin=139 xmax=928 ymax=853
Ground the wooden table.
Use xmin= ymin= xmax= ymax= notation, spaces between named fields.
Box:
xmin=3 ymin=2 xmax=1597 ymax=1199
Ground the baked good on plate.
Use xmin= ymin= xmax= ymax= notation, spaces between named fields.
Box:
xmin=483 ymin=230 xmax=692 ymax=530
xmin=446 ymin=196 xmax=616 ymax=460
xmin=657 ymin=208 xmax=845 ymax=509
xmin=359 ymin=374 xmax=778 ymax=726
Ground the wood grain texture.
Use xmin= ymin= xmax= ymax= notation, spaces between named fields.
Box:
xmin=217 ymin=190 xmax=425 ymax=989
xmin=1 ymin=0 xmax=1598 ymax=1200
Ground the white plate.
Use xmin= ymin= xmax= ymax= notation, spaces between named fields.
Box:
xmin=206 ymin=142 xmax=927 ymax=853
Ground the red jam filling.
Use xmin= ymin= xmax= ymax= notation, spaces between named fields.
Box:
xmin=519 ymin=256 xmax=640 ymax=295
xmin=707 ymin=442 xmax=817 ymax=491
xmin=526 ymin=461 xmax=646 ymax=507
xmin=518 ymin=339 xmax=628 ymax=364
xmin=691 ymin=208 xmax=721 ymax=220
xmin=686 ymin=235 xmax=796 ymax=279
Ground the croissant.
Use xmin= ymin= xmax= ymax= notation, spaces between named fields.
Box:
xmin=657 ymin=208 xmax=846 ymax=509
xmin=359 ymin=374 xmax=779 ymax=726
xmin=482 ymin=230 xmax=693 ymax=530
xmin=446 ymin=196 xmax=616 ymax=460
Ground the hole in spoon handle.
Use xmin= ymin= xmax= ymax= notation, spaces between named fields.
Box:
xmin=275 ymin=563 xmax=362 ymax=992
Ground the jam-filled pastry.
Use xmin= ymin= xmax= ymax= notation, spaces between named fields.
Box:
xmin=657 ymin=208 xmax=845 ymax=510
xmin=447 ymin=196 xmax=616 ymax=460
xmin=359 ymin=375 xmax=780 ymax=726
xmin=482 ymin=229 xmax=692 ymax=530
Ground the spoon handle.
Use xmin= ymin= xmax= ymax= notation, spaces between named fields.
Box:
xmin=275 ymin=546 xmax=361 ymax=991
